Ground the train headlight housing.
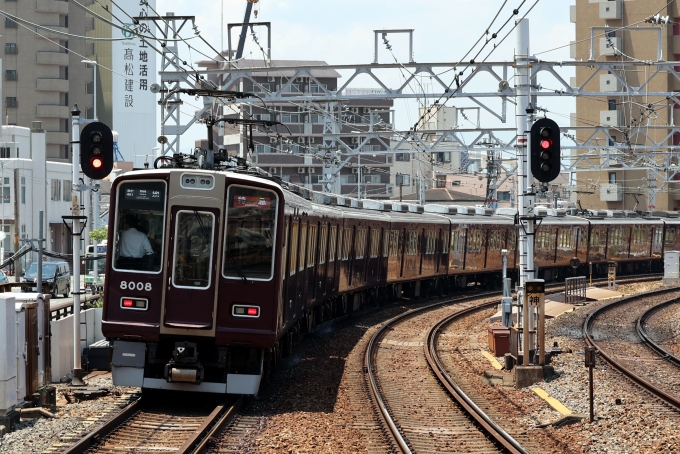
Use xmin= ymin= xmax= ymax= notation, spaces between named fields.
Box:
xmin=232 ymin=305 xmax=260 ymax=318
xmin=120 ymin=297 xmax=148 ymax=310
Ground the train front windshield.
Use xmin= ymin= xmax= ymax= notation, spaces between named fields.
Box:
xmin=113 ymin=181 xmax=166 ymax=273
xmin=222 ymin=186 xmax=278 ymax=280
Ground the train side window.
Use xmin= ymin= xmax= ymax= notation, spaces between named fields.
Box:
xmin=667 ymin=228 xmax=676 ymax=244
xmin=307 ymin=224 xmax=317 ymax=268
xmin=172 ymin=211 xmax=215 ymax=288
xmin=289 ymin=222 xmax=299 ymax=276
xmin=113 ymin=181 xmax=166 ymax=273
xmin=299 ymin=223 xmax=308 ymax=271
xmin=383 ymin=229 xmax=389 ymax=258
xmin=328 ymin=225 xmax=337 ymax=262
xmin=343 ymin=228 xmax=352 ymax=260
xmin=222 ymin=185 xmax=278 ymax=280
xmin=319 ymin=224 xmax=328 ymax=265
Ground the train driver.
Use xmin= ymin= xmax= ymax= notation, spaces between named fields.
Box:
xmin=118 ymin=214 xmax=154 ymax=270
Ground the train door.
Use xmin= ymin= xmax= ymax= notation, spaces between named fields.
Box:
xmin=164 ymin=207 xmax=220 ymax=329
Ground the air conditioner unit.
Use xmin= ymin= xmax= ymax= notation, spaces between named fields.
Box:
xmin=352 ymin=168 xmax=359 ymax=174
xmin=298 ymin=167 xmax=306 ymax=174
xmin=351 ymin=107 xmax=359 ymax=113
xmin=309 ymin=137 xmax=315 ymax=143
xmin=267 ymin=76 xmax=275 ymax=82
xmin=269 ymin=167 xmax=278 ymax=174
xmin=296 ymin=77 xmax=304 ymax=83
xmin=269 ymin=137 xmax=277 ymax=144
xmin=297 ymin=107 xmax=304 ymax=112
xmin=297 ymin=137 xmax=305 ymax=144
xmin=351 ymin=137 xmax=358 ymax=144
xmin=309 ymin=167 xmax=316 ymax=174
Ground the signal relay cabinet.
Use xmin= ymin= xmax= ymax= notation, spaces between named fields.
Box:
xmin=0 ymin=294 xmax=52 ymax=424
xmin=488 ymin=325 xmax=511 ymax=356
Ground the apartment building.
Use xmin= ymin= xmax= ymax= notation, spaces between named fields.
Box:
xmin=571 ymin=0 xmax=680 ymax=210
xmin=0 ymin=0 xmax=95 ymax=161
xmin=196 ymin=59 xmax=396 ymax=198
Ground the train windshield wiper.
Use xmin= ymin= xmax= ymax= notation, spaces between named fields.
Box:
xmin=192 ymin=210 xmax=248 ymax=282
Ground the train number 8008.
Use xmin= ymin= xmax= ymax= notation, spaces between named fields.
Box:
xmin=120 ymin=281 xmax=152 ymax=291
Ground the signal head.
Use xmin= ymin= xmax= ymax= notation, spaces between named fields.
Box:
xmin=80 ymin=122 xmax=113 ymax=180
xmin=540 ymin=138 xmax=552 ymax=150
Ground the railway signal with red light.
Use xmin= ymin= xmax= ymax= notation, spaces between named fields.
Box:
xmin=80 ymin=121 xmax=114 ymax=180
xmin=530 ymin=118 xmax=561 ymax=183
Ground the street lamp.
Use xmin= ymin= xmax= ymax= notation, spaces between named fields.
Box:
xmin=81 ymin=60 xmax=97 ymax=120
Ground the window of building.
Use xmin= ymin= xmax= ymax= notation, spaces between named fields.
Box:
xmin=254 ymin=144 xmax=271 ymax=154
xmin=605 ymin=30 xmax=616 ymax=38
xmin=395 ymin=152 xmax=410 ymax=162
xmin=20 ymin=176 xmax=24 ymax=204
xmin=609 ymin=135 xmax=617 ymax=146
xmin=396 ymin=174 xmax=411 ymax=186
xmin=5 ymin=70 xmax=16 ymax=81
xmin=498 ymin=191 xmax=511 ymax=201
xmin=5 ymin=97 xmax=17 ymax=108
xmin=310 ymin=114 xmax=323 ymax=123
xmin=63 ymin=180 xmax=71 ymax=202
xmin=4 ymin=17 xmax=16 ymax=28
xmin=608 ymin=99 xmax=617 ymax=110
xmin=364 ymin=175 xmax=381 ymax=184
xmin=310 ymin=84 xmax=327 ymax=93
xmin=253 ymin=82 xmax=273 ymax=93
xmin=0 ymin=147 xmax=9 ymax=158
xmin=4 ymin=43 xmax=16 ymax=54
xmin=281 ymin=84 xmax=301 ymax=93
xmin=674 ymin=19 xmax=680 ymax=35
xmin=281 ymin=114 xmax=300 ymax=123
xmin=253 ymin=113 xmax=270 ymax=121
xmin=609 ymin=172 xmax=616 ymax=184
xmin=50 ymin=180 xmax=61 ymax=201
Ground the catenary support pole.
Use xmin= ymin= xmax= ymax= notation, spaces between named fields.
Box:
xmin=515 ymin=18 xmax=536 ymax=366
xmin=70 ymin=105 xmax=84 ymax=386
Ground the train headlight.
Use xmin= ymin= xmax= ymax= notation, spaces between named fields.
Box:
xmin=120 ymin=297 xmax=148 ymax=310
xmin=232 ymin=305 xmax=260 ymax=318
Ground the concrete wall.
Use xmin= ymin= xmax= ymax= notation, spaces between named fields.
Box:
xmin=50 ymin=308 xmax=103 ymax=382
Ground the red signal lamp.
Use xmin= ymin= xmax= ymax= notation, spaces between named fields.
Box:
xmin=540 ymin=139 xmax=552 ymax=150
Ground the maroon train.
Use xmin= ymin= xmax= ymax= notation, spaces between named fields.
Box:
xmin=102 ymin=168 xmax=677 ymax=394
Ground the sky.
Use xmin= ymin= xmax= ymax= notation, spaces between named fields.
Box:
xmin=152 ymin=0 xmax=576 ymax=154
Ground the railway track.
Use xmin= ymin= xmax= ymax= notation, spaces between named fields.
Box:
xmin=62 ymin=395 xmax=241 ymax=454
xmin=584 ymin=287 xmax=680 ymax=411
xmin=364 ymin=292 xmax=528 ymax=453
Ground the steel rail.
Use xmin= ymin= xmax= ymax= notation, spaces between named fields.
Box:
xmin=637 ymin=298 xmax=680 ymax=368
xmin=583 ymin=286 xmax=680 ymax=409
xmin=425 ymin=302 xmax=529 ymax=454
xmin=187 ymin=398 xmax=243 ymax=454
xmin=62 ymin=397 xmax=142 ymax=454
xmin=364 ymin=291 xmax=498 ymax=454
xmin=178 ymin=398 xmax=240 ymax=454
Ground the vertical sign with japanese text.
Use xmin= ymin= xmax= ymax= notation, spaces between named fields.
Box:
xmin=111 ymin=0 xmax=157 ymax=164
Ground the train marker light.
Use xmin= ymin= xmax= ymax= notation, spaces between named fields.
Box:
xmin=80 ymin=121 xmax=114 ymax=179
xmin=120 ymin=297 xmax=148 ymax=310
xmin=232 ymin=305 xmax=260 ymax=318
xmin=122 ymin=299 xmax=133 ymax=307
xmin=530 ymin=118 xmax=561 ymax=183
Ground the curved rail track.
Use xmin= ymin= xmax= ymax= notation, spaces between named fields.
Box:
xmin=584 ymin=287 xmax=680 ymax=409
xmin=63 ymin=396 xmax=241 ymax=454
xmin=364 ymin=292 xmax=527 ymax=453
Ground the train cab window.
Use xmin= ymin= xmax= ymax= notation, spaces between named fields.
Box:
xmin=172 ymin=211 xmax=215 ymax=288
xmin=223 ymin=186 xmax=278 ymax=280
xmin=113 ymin=181 xmax=166 ymax=273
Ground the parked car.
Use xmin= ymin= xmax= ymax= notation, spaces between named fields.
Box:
xmin=21 ymin=261 xmax=70 ymax=297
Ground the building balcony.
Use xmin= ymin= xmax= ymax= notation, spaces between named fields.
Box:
xmin=36 ymin=0 xmax=69 ymax=14
xmin=36 ymin=104 xmax=69 ymax=118
xmin=36 ymin=51 xmax=68 ymax=66
xmin=36 ymin=78 xmax=68 ymax=92
xmin=46 ymin=131 xmax=69 ymax=145
xmin=600 ymin=109 xmax=624 ymax=127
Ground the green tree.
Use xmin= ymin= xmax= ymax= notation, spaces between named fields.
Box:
xmin=89 ymin=227 xmax=108 ymax=243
